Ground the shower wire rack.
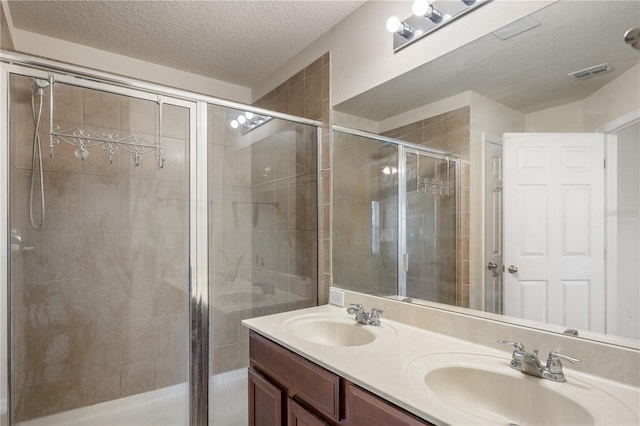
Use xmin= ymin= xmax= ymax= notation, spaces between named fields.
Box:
xmin=46 ymin=75 xmax=166 ymax=168
xmin=415 ymin=154 xmax=454 ymax=198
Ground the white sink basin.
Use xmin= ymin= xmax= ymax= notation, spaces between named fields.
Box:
xmin=407 ymin=353 xmax=639 ymax=425
xmin=282 ymin=313 xmax=396 ymax=347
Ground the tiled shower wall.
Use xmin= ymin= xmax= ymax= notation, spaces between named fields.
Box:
xmin=381 ymin=106 xmax=471 ymax=307
xmin=253 ymin=53 xmax=331 ymax=304
xmin=9 ymin=75 xmax=189 ymax=422
xmin=208 ymin=54 xmax=327 ymax=375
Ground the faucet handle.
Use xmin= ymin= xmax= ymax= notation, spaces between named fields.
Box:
xmin=497 ymin=340 xmax=525 ymax=351
xmin=370 ymin=308 xmax=384 ymax=316
xmin=546 ymin=350 xmax=580 ymax=372
xmin=349 ymin=303 xmax=364 ymax=311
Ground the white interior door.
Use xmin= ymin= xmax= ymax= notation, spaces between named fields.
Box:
xmin=503 ymin=133 xmax=605 ymax=332
xmin=484 ymin=136 xmax=503 ymax=314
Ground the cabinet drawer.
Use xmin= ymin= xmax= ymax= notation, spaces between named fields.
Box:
xmin=345 ymin=381 xmax=431 ymax=426
xmin=250 ymin=331 xmax=341 ymax=422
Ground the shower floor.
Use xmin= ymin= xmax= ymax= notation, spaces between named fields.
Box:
xmin=17 ymin=369 xmax=248 ymax=426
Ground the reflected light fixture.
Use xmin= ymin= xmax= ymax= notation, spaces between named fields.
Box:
xmin=382 ymin=166 xmax=398 ymax=175
xmin=229 ymin=111 xmax=272 ymax=135
xmin=386 ymin=0 xmax=492 ymax=52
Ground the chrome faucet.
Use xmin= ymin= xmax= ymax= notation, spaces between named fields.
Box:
xmin=346 ymin=304 xmax=384 ymax=326
xmin=497 ymin=340 xmax=580 ymax=382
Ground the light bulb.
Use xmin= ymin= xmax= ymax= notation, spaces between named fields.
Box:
xmin=230 ymin=120 xmax=239 ymax=129
xmin=237 ymin=115 xmax=246 ymax=124
xmin=245 ymin=112 xmax=254 ymax=120
xmin=391 ymin=167 xmax=398 ymax=174
xmin=412 ymin=0 xmax=431 ymax=17
xmin=386 ymin=16 xmax=402 ymax=33
xmin=382 ymin=166 xmax=391 ymax=175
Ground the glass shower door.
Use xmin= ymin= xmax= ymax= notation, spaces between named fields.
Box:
xmin=403 ymin=150 xmax=457 ymax=304
xmin=7 ymin=72 xmax=193 ymax=425
xmin=332 ymin=131 xmax=399 ymax=296
xmin=207 ymin=104 xmax=319 ymax=425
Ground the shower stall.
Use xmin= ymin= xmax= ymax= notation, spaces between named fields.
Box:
xmin=0 ymin=54 xmax=319 ymax=425
xmin=332 ymin=127 xmax=458 ymax=305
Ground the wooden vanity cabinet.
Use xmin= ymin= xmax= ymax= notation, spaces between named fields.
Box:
xmin=248 ymin=331 xmax=433 ymax=426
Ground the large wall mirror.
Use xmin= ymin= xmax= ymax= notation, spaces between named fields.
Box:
xmin=332 ymin=0 xmax=640 ymax=347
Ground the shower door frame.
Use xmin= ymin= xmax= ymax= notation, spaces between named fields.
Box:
xmin=332 ymin=126 xmax=460 ymax=301
xmin=1 ymin=50 xmax=324 ymax=426
xmin=0 ymin=58 xmax=209 ymax=425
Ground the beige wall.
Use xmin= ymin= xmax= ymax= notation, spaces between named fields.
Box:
xmin=253 ymin=1 xmax=555 ymax=106
xmin=525 ymin=100 xmax=585 ymax=132
xmin=5 ymin=30 xmax=250 ymax=103
xmin=584 ymin=63 xmax=640 ymax=131
xmin=1 ymin=3 xmax=14 ymax=51
xmin=524 ymin=64 xmax=640 ymax=133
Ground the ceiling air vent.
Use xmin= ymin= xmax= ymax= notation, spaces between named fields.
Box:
xmin=568 ymin=63 xmax=613 ymax=80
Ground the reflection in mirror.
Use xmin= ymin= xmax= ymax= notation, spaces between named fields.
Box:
xmin=332 ymin=0 xmax=640 ymax=346
xmin=333 ymin=129 xmax=459 ymax=306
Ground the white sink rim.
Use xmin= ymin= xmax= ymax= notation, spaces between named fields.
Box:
xmin=281 ymin=313 xmax=396 ymax=347
xmin=406 ymin=352 xmax=638 ymax=426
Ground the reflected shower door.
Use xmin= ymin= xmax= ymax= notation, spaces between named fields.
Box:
xmin=8 ymin=73 xmax=192 ymax=425
xmin=404 ymin=151 xmax=457 ymax=304
xmin=332 ymin=131 xmax=399 ymax=296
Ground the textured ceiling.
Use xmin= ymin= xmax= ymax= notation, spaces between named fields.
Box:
xmin=335 ymin=1 xmax=640 ymax=121
xmin=7 ymin=0 xmax=364 ymax=87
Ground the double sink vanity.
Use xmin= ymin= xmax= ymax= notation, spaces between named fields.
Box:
xmin=242 ymin=292 xmax=640 ymax=425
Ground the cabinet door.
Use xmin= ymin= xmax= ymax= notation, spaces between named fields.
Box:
xmin=345 ymin=382 xmax=430 ymax=426
xmin=249 ymin=368 xmax=283 ymax=426
xmin=287 ymin=398 xmax=329 ymax=426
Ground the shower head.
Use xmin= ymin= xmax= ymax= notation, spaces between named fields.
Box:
xmin=31 ymin=78 xmax=49 ymax=97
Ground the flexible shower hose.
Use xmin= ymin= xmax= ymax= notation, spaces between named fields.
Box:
xmin=29 ymin=87 xmax=45 ymax=230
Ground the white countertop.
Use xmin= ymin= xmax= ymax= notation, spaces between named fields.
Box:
xmin=242 ymin=304 xmax=640 ymax=425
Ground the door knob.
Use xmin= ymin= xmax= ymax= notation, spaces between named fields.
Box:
xmin=487 ymin=262 xmax=498 ymax=270
xmin=508 ymin=265 xmax=518 ymax=274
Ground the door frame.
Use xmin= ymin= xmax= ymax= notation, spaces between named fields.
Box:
xmin=481 ymin=133 xmax=503 ymax=314
xmin=596 ymin=108 xmax=640 ymax=336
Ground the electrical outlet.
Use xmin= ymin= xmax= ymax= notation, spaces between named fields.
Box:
xmin=329 ymin=288 xmax=344 ymax=307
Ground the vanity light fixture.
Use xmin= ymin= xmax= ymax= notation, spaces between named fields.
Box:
xmin=386 ymin=16 xmax=415 ymax=39
xmin=387 ymin=0 xmax=492 ymax=52
xmin=412 ymin=0 xmax=444 ymax=24
xmin=229 ymin=111 xmax=272 ymax=135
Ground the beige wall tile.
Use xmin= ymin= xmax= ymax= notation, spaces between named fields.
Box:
xmin=39 ymin=375 xmax=83 ymax=417
xmin=304 ymin=70 xmax=323 ymax=120
xmin=121 ymin=362 xmax=155 ymax=397
xmin=122 ymin=97 xmax=157 ymax=135
xmin=12 ymin=384 xmax=41 ymax=422
xmin=155 ymin=356 xmax=187 ymax=388
xmin=287 ymin=81 xmax=304 ymax=117
xmin=83 ymin=89 xmax=122 ymax=130
xmin=81 ymin=368 xmax=121 ymax=406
